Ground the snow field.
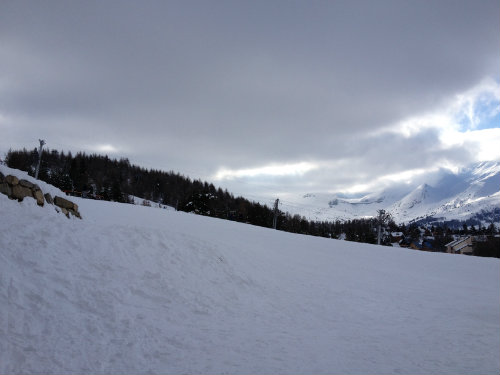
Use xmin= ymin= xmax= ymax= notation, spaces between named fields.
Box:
xmin=1 ymin=165 xmax=499 ymax=374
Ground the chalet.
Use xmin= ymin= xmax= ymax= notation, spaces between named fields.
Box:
xmin=445 ymin=236 xmax=473 ymax=255
xmin=398 ymin=237 xmax=412 ymax=248
xmin=409 ymin=241 xmax=421 ymax=250
xmin=391 ymin=232 xmax=404 ymax=243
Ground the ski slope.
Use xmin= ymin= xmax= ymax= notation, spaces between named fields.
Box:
xmin=1 ymin=165 xmax=499 ymax=374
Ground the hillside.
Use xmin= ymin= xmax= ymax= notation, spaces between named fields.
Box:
xmin=6 ymin=149 xmax=500 ymax=230
xmin=280 ymin=161 xmax=500 ymax=225
xmin=1 ymin=165 xmax=499 ymax=374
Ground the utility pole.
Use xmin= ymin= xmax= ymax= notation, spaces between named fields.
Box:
xmin=34 ymin=139 xmax=46 ymax=179
xmin=377 ymin=220 xmax=382 ymax=245
xmin=273 ymin=198 xmax=279 ymax=229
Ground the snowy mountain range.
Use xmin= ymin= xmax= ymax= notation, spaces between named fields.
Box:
xmin=279 ymin=161 xmax=500 ymax=225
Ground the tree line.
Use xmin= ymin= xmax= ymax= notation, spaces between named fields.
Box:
xmin=4 ymin=148 xmax=498 ymax=256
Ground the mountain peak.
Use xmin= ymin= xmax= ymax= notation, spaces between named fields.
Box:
xmin=279 ymin=161 xmax=500 ymax=224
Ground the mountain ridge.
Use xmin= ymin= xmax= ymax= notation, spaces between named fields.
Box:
xmin=279 ymin=161 xmax=500 ymax=225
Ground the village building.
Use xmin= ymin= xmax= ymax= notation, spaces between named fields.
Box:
xmin=445 ymin=236 xmax=473 ymax=255
xmin=391 ymin=232 xmax=404 ymax=243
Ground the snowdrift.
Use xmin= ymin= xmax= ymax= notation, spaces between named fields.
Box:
xmin=1 ymin=165 xmax=499 ymax=374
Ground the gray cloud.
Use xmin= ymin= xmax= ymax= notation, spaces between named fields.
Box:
xmin=217 ymin=126 xmax=476 ymax=198
xmin=1 ymin=0 xmax=499 ymax=196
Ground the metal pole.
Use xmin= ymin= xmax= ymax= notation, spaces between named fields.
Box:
xmin=273 ymin=198 xmax=279 ymax=229
xmin=377 ymin=223 xmax=382 ymax=245
xmin=34 ymin=139 xmax=45 ymax=179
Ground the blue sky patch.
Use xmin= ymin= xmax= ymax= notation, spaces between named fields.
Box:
xmin=456 ymin=94 xmax=500 ymax=131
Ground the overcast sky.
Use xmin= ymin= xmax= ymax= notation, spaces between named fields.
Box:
xmin=1 ymin=0 xmax=499 ymax=199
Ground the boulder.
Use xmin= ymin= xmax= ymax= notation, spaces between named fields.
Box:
xmin=54 ymin=196 xmax=75 ymax=210
xmin=61 ymin=207 xmax=70 ymax=218
xmin=44 ymin=193 xmax=54 ymax=204
xmin=11 ymin=184 xmax=33 ymax=201
xmin=32 ymin=189 xmax=45 ymax=206
xmin=69 ymin=209 xmax=81 ymax=219
xmin=19 ymin=179 xmax=35 ymax=189
xmin=0 ymin=182 xmax=12 ymax=196
xmin=1 ymin=175 xmax=81 ymax=218
xmin=5 ymin=175 xmax=19 ymax=185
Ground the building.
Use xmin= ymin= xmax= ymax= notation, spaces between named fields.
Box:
xmin=445 ymin=236 xmax=473 ymax=255
xmin=391 ymin=232 xmax=404 ymax=243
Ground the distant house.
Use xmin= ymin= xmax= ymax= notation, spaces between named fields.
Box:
xmin=391 ymin=232 xmax=404 ymax=243
xmin=445 ymin=236 xmax=473 ymax=255
xmin=409 ymin=242 xmax=422 ymax=250
xmin=422 ymin=240 xmax=434 ymax=251
xmin=407 ymin=240 xmax=436 ymax=251
xmin=399 ymin=237 xmax=412 ymax=248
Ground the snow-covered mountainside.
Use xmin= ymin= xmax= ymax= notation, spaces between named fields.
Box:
xmin=1 ymin=164 xmax=499 ymax=374
xmin=279 ymin=161 xmax=500 ymax=224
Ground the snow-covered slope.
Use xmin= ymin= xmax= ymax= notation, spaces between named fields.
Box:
xmin=279 ymin=161 xmax=500 ymax=224
xmin=1 ymin=165 xmax=499 ymax=374
xmin=389 ymin=162 xmax=500 ymax=223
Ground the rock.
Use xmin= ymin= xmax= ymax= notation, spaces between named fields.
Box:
xmin=1 ymin=175 xmax=81 ymax=218
xmin=61 ymin=207 xmax=70 ymax=218
xmin=0 ymin=182 xmax=12 ymax=196
xmin=54 ymin=195 xmax=81 ymax=218
xmin=19 ymin=179 xmax=35 ymax=189
xmin=11 ymin=184 xmax=33 ymax=201
xmin=32 ymin=189 xmax=45 ymax=206
xmin=69 ymin=209 xmax=81 ymax=219
xmin=54 ymin=196 xmax=75 ymax=210
xmin=44 ymin=193 xmax=54 ymax=204
xmin=5 ymin=175 xmax=19 ymax=185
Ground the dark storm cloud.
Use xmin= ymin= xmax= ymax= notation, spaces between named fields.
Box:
xmin=0 ymin=0 xmax=499 ymax=193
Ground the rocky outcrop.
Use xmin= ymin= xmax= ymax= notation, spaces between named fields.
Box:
xmin=0 ymin=173 xmax=81 ymax=219
xmin=0 ymin=174 xmax=44 ymax=206
xmin=54 ymin=196 xmax=81 ymax=218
